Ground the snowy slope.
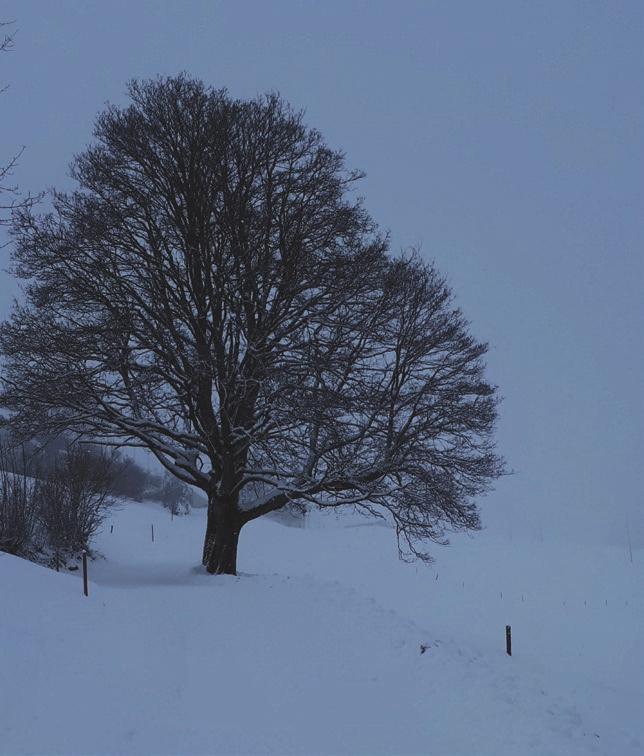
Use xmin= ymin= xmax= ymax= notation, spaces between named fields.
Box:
xmin=1 ymin=501 xmax=641 ymax=755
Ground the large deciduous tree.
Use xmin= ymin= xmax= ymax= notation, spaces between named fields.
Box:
xmin=0 ymin=75 xmax=503 ymax=574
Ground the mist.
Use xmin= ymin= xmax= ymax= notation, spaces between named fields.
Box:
xmin=1 ymin=0 xmax=642 ymax=547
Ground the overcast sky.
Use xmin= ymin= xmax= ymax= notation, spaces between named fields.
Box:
xmin=2 ymin=1 xmax=642 ymax=546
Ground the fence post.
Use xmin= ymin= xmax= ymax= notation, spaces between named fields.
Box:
xmin=151 ymin=523 xmax=154 ymax=542
xmin=505 ymin=625 xmax=512 ymax=656
xmin=82 ymin=550 xmax=88 ymax=597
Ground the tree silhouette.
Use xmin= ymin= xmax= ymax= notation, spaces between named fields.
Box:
xmin=1 ymin=76 xmax=503 ymax=573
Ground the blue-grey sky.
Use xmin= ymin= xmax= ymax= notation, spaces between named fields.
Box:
xmin=2 ymin=1 xmax=642 ymax=546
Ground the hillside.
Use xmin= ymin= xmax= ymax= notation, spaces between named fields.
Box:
xmin=1 ymin=500 xmax=641 ymax=755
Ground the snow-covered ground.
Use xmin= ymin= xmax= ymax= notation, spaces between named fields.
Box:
xmin=1 ymin=500 xmax=641 ymax=755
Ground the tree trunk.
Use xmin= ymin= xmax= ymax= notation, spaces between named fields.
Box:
xmin=201 ymin=515 xmax=215 ymax=566
xmin=202 ymin=502 xmax=241 ymax=575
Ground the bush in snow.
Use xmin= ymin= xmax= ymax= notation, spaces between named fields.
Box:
xmin=37 ymin=445 xmax=116 ymax=555
xmin=0 ymin=467 xmax=38 ymax=557
xmin=0 ymin=441 xmax=40 ymax=556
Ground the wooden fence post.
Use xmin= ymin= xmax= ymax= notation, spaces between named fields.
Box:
xmin=151 ymin=523 xmax=154 ymax=542
xmin=505 ymin=625 xmax=512 ymax=656
xmin=82 ymin=550 xmax=88 ymax=597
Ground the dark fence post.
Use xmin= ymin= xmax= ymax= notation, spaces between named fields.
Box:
xmin=82 ymin=550 xmax=88 ymax=597
xmin=151 ymin=523 xmax=154 ymax=542
xmin=505 ymin=625 xmax=512 ymax=656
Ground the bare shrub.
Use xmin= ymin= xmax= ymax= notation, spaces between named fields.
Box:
xmin=0 ymin=442 xmax=39 ymax=556
xmin=0 ymin=469 xmax=37 ymax=556
xmin=37 ymin=445 xmax=115 ymax=554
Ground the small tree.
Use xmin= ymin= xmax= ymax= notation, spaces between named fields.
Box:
xmin=159 ymin=471 xmax=191 ymax=515
xmin=0 ymin=76 xmax=503 ymax=574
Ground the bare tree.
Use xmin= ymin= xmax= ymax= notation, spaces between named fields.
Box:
xmin=158 ymin=471 xmax=191 ymax=515
xmin=0 ymin=76 xmax=503 ymax=574
xmin=36 ymin=445 xmax=115 ymax=555
xmin=1 ymin=21 xmax=34 ymax=223
xmin=1 ymin=23 xmax=15 ymax=90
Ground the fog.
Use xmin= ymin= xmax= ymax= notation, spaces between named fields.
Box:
xmin=2 ymin=0 xmax=641 ymax=547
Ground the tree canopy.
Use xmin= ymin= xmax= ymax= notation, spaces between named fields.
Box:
xmin=1 ymin=75 xmax=503 ymax=573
